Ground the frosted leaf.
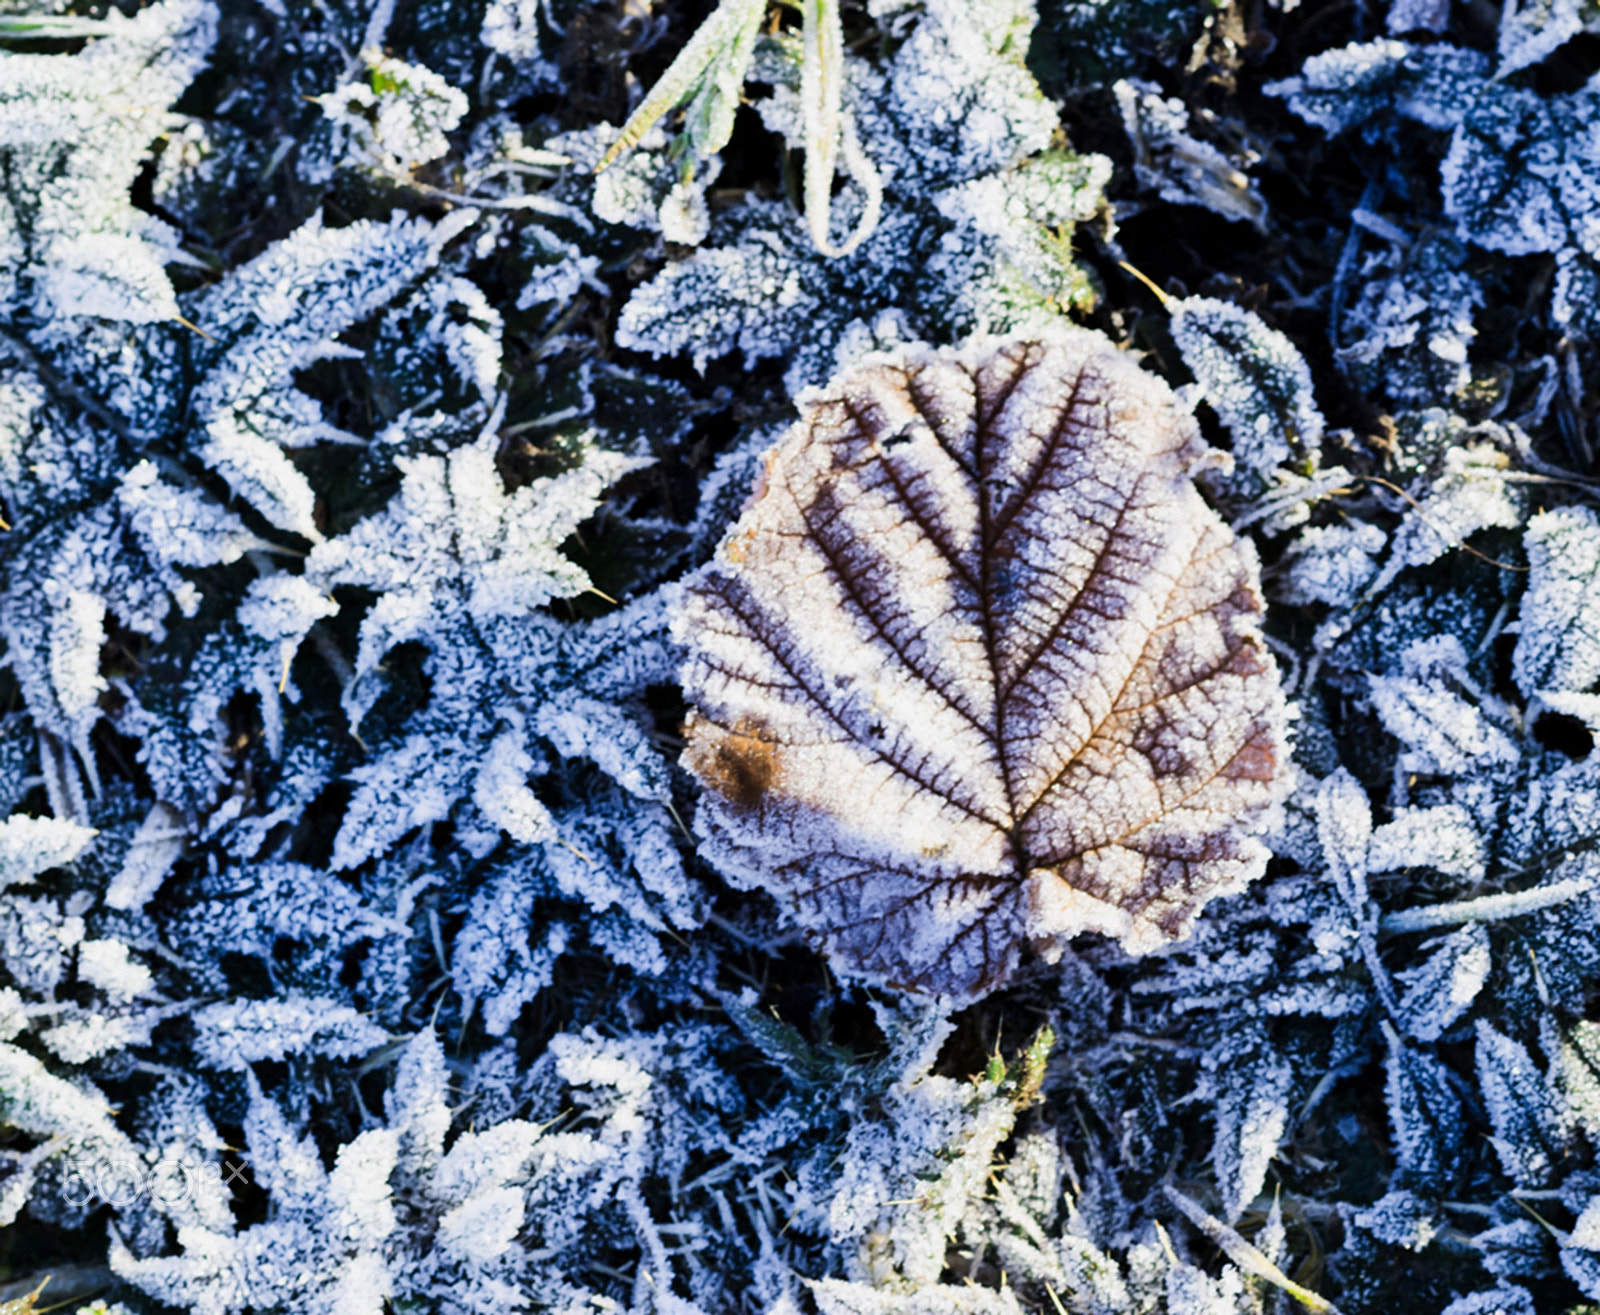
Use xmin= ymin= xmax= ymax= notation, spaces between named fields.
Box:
xmin=1388 ymin=442 xmax=1520 ymax=572
xmin=613 ymin=0 xmax=1108 ymax=394
xmin=302 ymin=427 xmax=656 ymax=870
xmin=931 ymin=150 xmax=1111 ymax=316
xmin=0 ymin=895 xmax=79 ymax=996
xmin=1338 ymin=233 xmax=1484 ymax=408
xmin=1163 ymin=1260 xmax=1249 ymax=1315
xmin=41 ymin=1010 xmax=155 ymax=1065
xmin=0 ymin=0 xmax=215 ymax=323
xmin=1555 ymin=247 xmax=1600 ymax=334
xmin=1388 ymin=0 xmax=1451 ymax=32
xmin=326 ymin=1128 xmax=399 ymax=1246
xmin=187 ymin=211 xmax=467 ymax=535
xmin=77 ymin=938 xmax=154 ymax=1003
xmin=1266 ymin=40 xmax=1489 ymax=135
xmin=809 ymin=1281 xmax=1023 ymax=1315
xmin=1353 ymin=1188 xmax=1438 ymax=1251
xmin=375 ymin=276 xmax=504 ymax=404
xmin=35 ymin=232 xmax=180 ymax=324
xmin=471 ymin=729 xmax=556 ymax=844
xmin=614 ymin=199 xmax=819 ymax=375
xmin=0 ymin=814 xmax=95 ymax=886
xmin=103 ymin=801 xmax=187 ymax=911
xmin=481 ymin=0 xmax=552 ymax=66
xmin=1475 ymin=1019 xmax=1569 ymax=1187
xmin=1499 ymin=0 xmax=1591 ymax=73
xmin=678 ymin=333 xmax=1289 ymax=998
xmin=877 ymin=0 xmax=1056 ymax=184
xmin=1368 ymin=666 xmax=1518 ymax=777
xmin=1277 ymin=522 xmax=1386 ymax=608
xmin=1440 ymin=86 xmax=1600 ymax=260
xmin=1368 ymin=805 xmax=1486 ymax=881
xmin=1315 ymin=768 xmax=1373 ymax=917
xmin=237 ymin=575 xmax=338 ymax=692
xmin=1115 ymin=82 xmax=1266 ymax=230
xmin=1439 ymin=1288 xmax=1537 ymax=1315
xmin=0 ymin=988 xmax=24 ymax=1043
xmin=437 ymin=1187 xmax=525 ymax=1263
xmin=1168 ymin=297 xmax=1323 ymax=476
xmin=1209 ymin=1034 xmax=1292 ymax=1220
xmin=1472 ymin=1220 xmax=1547 ymax=1281
xmin=191 ymin=997 xmax=388 ymax=1070
xmin=545 ymin=787 xmax=702 ymax=934
xmin=198 ymin=412 xmax=321 ymax=542
xmin=1394 ymin=923 xmax=1490 ymax=1041
xmin=1556 ymin=1020 xmax=1600 ymax=1139
xmin=306 ymin=429 xmax=643 ymax=723
xmin=515 ymin=225 xmax=600 ymax=309
xmin=826 ymin=1057 xmax=1020 ymax=1287
xmin=115 ymin=460 xmax=263 ymax=569
xmin=1384 ymin=1026 xmax=1465 ymax=1186
xmin=316 ymin=52 xmax=468 ymax=174
xmin=452 ymin=871 xmax=569 ymax=1035
xmin=1571 ymin=1196 xmax=1600 ymax=1251
xmin=1514 ymin=506 xmax=1600 ymax=697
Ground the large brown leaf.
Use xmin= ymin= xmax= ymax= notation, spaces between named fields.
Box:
xmin=677 ymin=333 xmax=1289 ymax=999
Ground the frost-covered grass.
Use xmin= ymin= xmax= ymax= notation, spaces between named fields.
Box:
xmin=6 ymin=0 xmax=1600 ymax=1312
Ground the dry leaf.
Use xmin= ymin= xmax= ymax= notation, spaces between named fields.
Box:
xmin=677 ymin=333 xmax=1289 ymax=999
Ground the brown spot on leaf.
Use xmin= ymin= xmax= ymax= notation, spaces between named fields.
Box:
xmin=685 ymin=715 xmax=783 ymax=816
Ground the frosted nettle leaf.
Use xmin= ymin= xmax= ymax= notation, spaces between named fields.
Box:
xmin=1440 ymin=85 xmax=1600 ymax=260
xmin=1387 ymin=441 xmax=1521 ymax=572
xmin=191 ymin=996 xmax=389 ymax=1070
xmin=1368 ymin=674 xmax=1518 ymax=776
xmin=1383 ymin=1024 xmax=1465 ymax=1187
xmin=1564 ymin=1236 xmax=1600 ymax=1303
xmin=1475 ymin=1019 xmax=1570 ymax=1187
xmin=1368 ymin=804 xmax=1486 ymax=881
xmin=1472 ymin=1220 xmax=1548 ymax=1282
xmin=1514 ymin=506 xmax=1600 ymax=697
xmin=1209 ymin=1030 xmax=1292 ymax=1221
xmin=1168 ymin=297 xmax=1323 ymax=477
xmin=36 ymin=232 xmax=180 ymax=324
xmin=1555 ymin=1020 xmax=1600 ymax=1139
xmin=1315 ymin=768 xmax=1373 ymax=918
xmin=1266 ymin=40 xmax=1488 ymax=136
xmin=1367 ymin=640 xmax=1517 ymax=777
xmin=315 ymin=52 xmax=468 ymax=175
xmin=187 ymin=211 xmax=471 ymax=537
xmin=678 ymin=333 xmax=1290 ymax=998
xmin=1353 ymin=1189 xmax=1439 ymax=1251
xmin=1277 ymin=522 xmax=1386 ymax=608
xmin=1498 ymin=0 xmax=1591 ymax=73
xmin=1439 ymin=1286 xmax=1537 ymax=1315
xmin=306 ymin=427 xmax=643 ymax=727
xmin=1394 ymin=923 xmax=1490 ymax=1042
xmin=115 ymin=460 xmax=263 ymax=569
xmin=1338 ymin=232 xmax=1484 ymax=409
